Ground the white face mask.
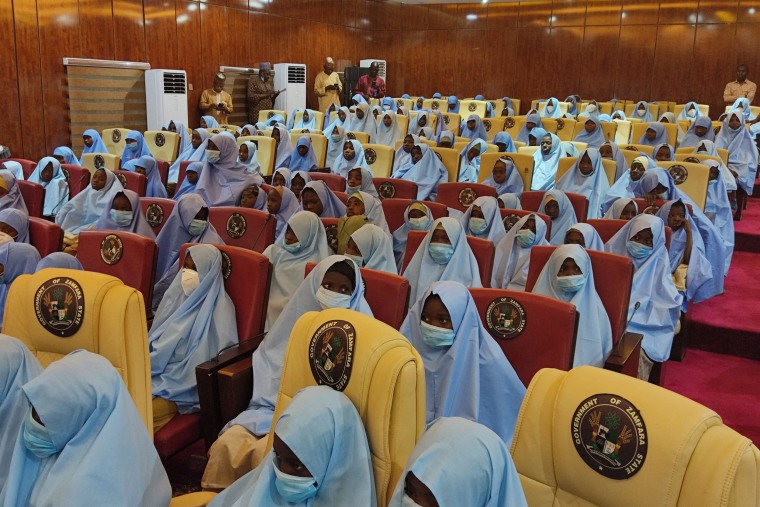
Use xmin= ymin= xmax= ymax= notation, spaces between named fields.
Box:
xmin=401 ymin=494 xmax=423 ymax=507
xmin=180 ymin=268 xmax=200 ymax=296
xmin=206 ymin=149 xmax=221 ymax=164
xmin=315 ymin=286 xmax=352 ymax=310
xmin=546 ymin=103 xmax=555 ymax=113
xmin=0 ymin=232 xmax=15 ymax=246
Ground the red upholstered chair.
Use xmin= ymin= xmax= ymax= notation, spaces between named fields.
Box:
xmin=372 ymin=178 xmax=418 ymax=200
xmin=0 ymin=158 xmax=37 ymax=179
xmin=159 ymin=244 xmax=272 ymax=455
xmin=402 ymin=231 xmax=495 ymax=288
xmin=60 ymin=164 xmax=91 ymax=198
xmin=435 ymin=182 xmax=498 ymax=213
xmin=17 ymin=181 xmax=45 ymax=218
xmin=469 ymin=288 xmax=578 ymax=385
xmin=380 ymin=198 xmax=448 ymax=233
xmin=208 ymin=207 xmax=275 ymax=253
xmin=499 ymin=209 xmax=552 ymax=240
xmin=139 ymin=197 xmax=175 ymax=236
xmin=28 ymin=217 xmax=63 ymax=256
xmin=155 ymin=159 xmax=169 ymax=187
xmin=520 ymin=190 xmax=589 ymax=222
xmin=177 ymin=160 xmax=192 ymax=189
xmin=586 ymin=219 xmax=672 ymax=251
xmin=309 ymin=172 xmax=346 ymax=192
xmin=115 ymin=170 xmax=147 ymax=196
xmin=306 ymin=263 xmax=411 ymax=329
xmin=334 ymin=191 xmax=349 ymax=205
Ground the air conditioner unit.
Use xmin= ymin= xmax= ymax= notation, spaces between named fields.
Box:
xmin=360 ymin=59 xmax=387 ymax=80
xmin=145 ymin=69 xmax=188 ymax=131
xmin=273 ymin=63 xmax=306 ymax=115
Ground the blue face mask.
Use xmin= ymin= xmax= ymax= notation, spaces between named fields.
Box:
xmin=556 ymin=274 xmax=585 ymax=294
xmin=187 ymin=219 xmax=208 ymax=237
xmin=428 ymin=243 xmax=454 ymax=264
xmin=109 ymin=209 xmax=133 ymax=227
xmin=468 ymin=217 xmax=488 ymax=235
xmin=23 ymin=409 xmax=58 ymax=459
xmin=515 ymin=229 xmax=536 ymax=248
xmin=316 ymin=286 xmax=352 ymax=310
xmin=408 ymin=216 xmax=429 ymax=230
xmin=419 ymin=321 xmax=455 ymax=348
xmin=346 ymin=253 xmax=364 ymax=267
xmin=347 ymin=184 xmax=361 ymax=194
xmin=626 ymin=240 xmax=653 ymax=259
xmin=273 ymin=460 xmax=318 ymax=503
xmin=282 ymin=241 xmax=301 ymax=253
xmin=126 ymin=142 xmax=138 ymax=152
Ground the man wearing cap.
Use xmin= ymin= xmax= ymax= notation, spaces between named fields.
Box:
xmin=314 ymin=57 xmax=342 ymax=114
xmin=247 ymin=62 xmax=279 ymax=125
xmin=354 ymin=61 xmax=386 ymax=102
xmin=199 ymin=73 xmax=233 ymax=125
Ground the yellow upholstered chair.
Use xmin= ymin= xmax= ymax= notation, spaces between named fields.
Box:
xmin=484 ymin=117 xmax=507 ymax=140
xmin=541 ymin=118 xmax=559 ymax=135
xmin=580 ymin=101 xmax=614 ymax=115
xmin=503 ymin=116 xmax=527 ymax=140
xmin=143 ymin=131 xmax=180 ymax=163
xmin=509 ymin=98 xmax=522 ymax=115
xmin=624 ymin=102 xmax=659 ymax=118
xmin=440 ymin=113 xmax=460 ymax=135
xmin=555 ymin=118 xmax=577 ymax=142
xmin=408 ymin=111 xmax=438 ymax=134
xmin=675 ymin=152 xmax=723 ymax=166
xmin=422 ymin=98 xmax=446 ymax=112
xmin=555 ymin=157 xmax=617 ymax=186
xmin=488 ymin=98 xmax=506 ymax=115
xmin=102 ymin=127 xmax=130 ymax=156
xmin=512 ymin=366 xmax=760 ymax=507
xmin=289 ymin=132 xmax=328 ymax=167
xmin=394 ymin=97 xmax=415 ymax=111
xmin=618 ymin=144 xmax=655 ymax=167
xmin=347 ymin=131 xmax=370 ymax=144
xmin=570 ymin=141 xmax=588 ymax=153
xmin=453 ymin=141 xmax=498 ymax=154
xmin=430 ymin=146 xmax=460 ymax=182
xmin=257 ymin=110 xmax=287 ymax=124
xmin=725 ymin=104 xmax=760 ymax=117
xmin=3 ymin=269 xmax=152 ymax=433
xmin=169 ymin=492 xmax=217 ymax=507
xmin=219 ymin=125 xmax=240 ymax=133
xmin=674 ymin=103 xmax=709 ymax=117
xmin=531 ymin=100 xmax=570 ymax=116
xmin=613 ymin=119 xmax=632 ymax=144
xmin=205 ymin=128 xmax=225 ymax=135
xmin=459 ymin=99 xmax=488 ymax=118
xmin=269 ymin=309 xmax=425 ymax=507
xmin=237 ymin=135 xmax=276 ymax=176
xmin=518 ymin=146 xmax=539 ymax=155
xmin=570 ymin=119 xmax=615 ymax=144
xmin=678 ymin=120 xmax=693 ymax=134
xmin=362 ymin=143 xmax=395 ymax=178
xmin=479 ymin=152 xmax=534 ymax=191
xmin=290 ymin=110 xmax=325 ymax=131
xmin=630 ymin=122 xmax=678 ymax=147
xmin=395 ymin=114 xmax=409 ymax=136
xmin=81 ymin=153 xmax=120 ymax=172
xmin=656 ymin=160 xmax=710 ymax=210
xmin=675 ymin=147 xmax=728 ymax=165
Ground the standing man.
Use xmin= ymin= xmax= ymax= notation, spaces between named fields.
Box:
xmin=314 ymin=57 xmax=342 ymax=113
xmin=199 ymin=73 xmax=233 ymax=125
xmin=354 ymin=61 xmax=386 ymax=102
xmin=724 ymin=64 xmax=756 ymax=104
xmin=247 ymin=62 xmax=280 ymax=125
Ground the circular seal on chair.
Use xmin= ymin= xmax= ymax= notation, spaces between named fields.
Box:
xmin=505 ymin=117 xmax=516 ymax=129
xmin=483 ymin=119 xmax=492 ymax=132
xmin=220 ymin=251 xmax=232 ymax=280
xmin=112 ymin=129 xmax=121 ymax=143
xmin=325 ymin=224 xmax=338 ymax=253
xmin=155 ymin=132 xmax=166 ymax=147
xmin=503 ymin=155 xmax=516 ymax=166
xmin=378 ymin=181 xmax=396 ymax=199
xmin=431 ymin=101 xmax=440 ymax=110
xmin=346 ymin=132 xmax=356 ymax=140
xmin=502 ymin=213 xmax=521 ymax=232
xmin=443 ymin=115 xmax=450 ymax=125
xmin=308 ymin=319 xmax=356 ymax=392
xmin=34 ymin=277 xmax=85 ymax=338
xmin=364 ymin=148 xmax=377 ymax=165
xmin=396 ymin=99 xmax=404 ymax=108
xmin=100 ymin=234 xmax=123 ymax=266
xmin=116 ymin=173 xmax=127 ymax=188
xmin=267 ymin=111 xmax=275 ymax=119
xmin=484 ymin=297 xmax=526 ymax=340
xmin=226 ymin=213 xmax=247 ymax=239
xmin=256 ymin=130 xmax=265 ymax=136
xmin=684 ymin=156 xmax=700 ymax=164
xmin=624 ymin=145 xmax=639 ymax=151
xmin=571 ymin=393 xmax=648 ymax=480
xmin=434 ymin=152 xmax=443 ymax=162
xmin=668 ymin=164 xmax=688 ymax=184
xmin=468 ymin=103 xmax=477 ymax=112
xmin=713 ymin=125 xmax=721 ymax=135
xmin=458 ymin=187 xmax=477 ymax=207
xmin=145 ymin=203 xmax=164 ymax=228
xmin=94 ymin=155 xmax=105 ymax=170
xmin=557 ymin=118 xmax=565 ymax=130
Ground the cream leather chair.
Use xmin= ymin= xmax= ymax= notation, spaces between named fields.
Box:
xmin=512 ymin=366 xmax=760 ymax=506
xmin=144 ymin=130 xmax=180 ymax=163
xmin=257 ymin=109 xmax=287 ymax=124
xmin=440 ymin=112 xmax=460 ymax=135
xmin=269 ymin=308 xmax=425 ymax=506
xmin=675 ymin=103 xmax=710 ymax=118
xmin=362 ymin=143 xmax=395 ymax=178
xmin=236 ymin=135 xmax=276 ymax=176
xmin=430 ymin=146 xmax=459 ymax=182
xmin=347 ymin=131 xmax=370 ymax=144
xmin=459 ymin=99 xmax=489 ymax=118
xmin=555 ymin=156 xmax=617 ymax=186
xmin=631 ymin=122 xmax=678 ymax=148
xmin=613 ymin=119 xmax=632 ymax=144
xmin=102 ymin=127 xmax=130 ymax=156
xmin=504 ymin=115 xmax=528 ymax=140
xmin=290 ymin=110 xmax=325 ymax=131
xmin=81 ymin=152 xmax=121 ymax=172
xmin=484 ymin=117 xmax=507 ymax=140
xmin=3 ymin=269 xmax=152 ymax=433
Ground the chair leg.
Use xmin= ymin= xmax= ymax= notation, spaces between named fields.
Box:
xmin=669 ymin=313 xmax=687 ymax=362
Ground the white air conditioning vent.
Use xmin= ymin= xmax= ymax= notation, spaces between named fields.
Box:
xmin=287 ymin=66 xmax=306 ymax=84
xmin=162 ymin=72 xmax=186 ymax=94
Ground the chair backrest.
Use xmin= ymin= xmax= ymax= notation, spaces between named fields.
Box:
xmin=409 ymin=110 xmax=438 ymax=134
xmin=674 ymin=152 xmax=722 ymax=167
xmin=478 ymin=152 xmax=534 ymax=191
xmin=0 ymin=158 xmax=37 ymax=179
xmin=102 ymin=128 xmax=130 ymax=156
xmin=139 ymin=197 xmax=176 ymax=236
xmin=219 ymin=124 xmax=240 ymax=133
xmin=625 ymin=102 xmax=661 ymax=118
xmin=488 ymin=98 xmax=506 ymax=115
xmin=656 ymin=160 xmax=710 ymax=211
xmin=309 ymin=172 xmax=346 ymax=192
xmin=208 ymin=207 xmax=275 ymax=253
xmin=440 ymin=113 xmax=460 ymax=134
xmin=3 ymin=269 xmax=152 ymax=432
xmin=18 ymin=180 xmax=45 ymax=218
xmin=571 ymin=119 xmax=617 ymax=144
xmin=372 ymin=178 xmax=418 ymax=200
xmin=61 ymin=164 xmax=91 ymax=198
xmin=345 ymin=130 xmax=369 ymax=144
xmin=77 ymin=230 xmax=157 ymax=313
xmin=558 ymin=118 xmax=579 ymax=141
xmin=459 ymin=99 xmax=488 ymax=118
xmin=115 ymin=170 xmax=147 ymax=196
xmin=555 ymin=157 xmax=617 ymax=186
xmin=630 ymin=121 xmax=678 ymax=147
xmin=436 ymin=182 xmax=498 ymax=212
xmin=289 ymin=132 xmax=328 ymax=167
xmin=291 ymin=110 xmax=325 ymax=132
xmin=257 ymin=110 xmax=287 ymax=124
xmin=393 ymin=97 xmax=414 ymax=111
xmin=143 ymin=130 xmax=180 ymax=163
xmin=483 ymin=117 xmax=507 ymax=140
xmin=518 ymin=145 xmax=539 ymax=156
xmin=362 ymin=143 xmax=395 ymax=178
xmin=613 ymin=119 xmax=632 ymax=144
xmin=80 ymin=153 xmax=121 ymax=172
xmin=521 ymin=190 xmax=589 ymax=222
xmin=28 ymin=217 xmax=63 ymax=257
xmin=271 ymin=308 xmax=425 ymax=506
xmin=237 ymin=135 xmax=277 ymax=177
xmin=452 ymin=141 xmax=498 ymax=155
xmin=422 ymin=98 xmax=446 ymax=112
xmin=469 ymin=288 xmax=577 ymax=385
xmin=179 ymin=243 xmax=271 ymax=339
xmin=512 ymin=366 xmax=760 ymax=507
xmin=725 ymin=103 xmax=760 ymax=117
xmin=619 ymin=143 xmax=655 ymax=167
xmin=586 ymin=218 xmax=627 ymax=243
xmin=429 ymin=147 xmax=459 ymax=182
xmin=499 ymin=209 xmax=552 ymax=240
xmin=154 ymin=159 xmax=169 ymax=187
xmin=380 ymin=198 xmax=448 ymax=233
xmin=503 ymin=115 xmax=527 ymax=140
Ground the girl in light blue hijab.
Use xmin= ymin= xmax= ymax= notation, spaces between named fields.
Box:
xmin=392 ymin=201 xmax=433 ymax=271
xmin=325 ymin=125 xmax=348 ymax=168
xmin=483 ymin=157 xmax=523 ymax=196
xmin=376 ymin=110 xmax=404 ymax=146
xmin=53 ymin=146 xmax=80 ymax=166
xmin=437 ymin=130 xmax=455 ymax=148
xmin=630 ymin=100 xmax=654 ymax=122
xmin=349 ymin=102 xmax=377 ymax=141
xmin=347 ymin=167 xmax=379 ymax=198
xmin=408 ymin=110 xmax=431 ymax=136
xmin=603 ymin=197 xmax=638 ymax=219
xmin=288 ymin=108 xmax=318 ymax=130
xmin=498 ymin=193 xmax=522 ymax=209
xmin=392 ymin=134 xmax=418 ymax=175
xmin=601 ymin=155 xmax=653 ymax=214
xmin=402 ymin=217 xmax=482 ymax=304
xmin=28 ymin=157 xmax=69 ymax=216
xmin=702 ymin=159 xmax=735 ymax=232
xmin=459 ymin=196 xmax=506 ymax=244
xmin=130 ymin=155 xmax=168 ymax=198
xmin=150 ymin=244 xmax=237 ymax=414
xmin=201 ymin=115 xmax=220 ymax=128
xmin=389 ymin=417 xmax=527 ymax=507
xmin=565 ymin=95 xmax=579 ymax=116
xmin=539 ymin=97 xmax=563 ymax=118
xmin=447 ymin=95 xmax=460 ymax=114
xmin=400 ymin=281 xmax=525 ymax=443
xmin=715 ymin=111 xmax=758 ymax=195
xmin=119 ymin=130 xmax=153 ymax=171
xmin=271 ymin=124 xmax=294 ymax=169
xmin=169 ymin=119 xmax=192 ymax=154
xmin=680 ymin=116 xmax=714 ymax=148
xmin=474 ymin=94 xmax=495 ymax=117
xmin=237 ymin=140 xmax=262 ymax=175
xmin=678 ymin=101 xmax=702 ymax=121
xmin=93 ymin=189 xmax=156 ymax=239
xmin=555 ymin=148 xmax=610 ymax=219
xmin=561 ymin=141 xmax=580 ymax=158
xmin=516 ymin=112 xmax=542 ymax=144
xmin=287 ymin=136 xmax=318 ymax=172
xmin=173 ymin=161 xmax=203 ymax=201
xmin=531 ymin=131 xmax=563 ymax=191
xmin=492 ymin=213 xmax=549 ymax=290
xmin=80 ymin=129 xmax=108 ymax=156
xmin=344 ymin=191 xmax=390 ymax=235
xmin=565 ymin=223 xmax=604 ymax=251
xmin=0 ymin=170 xmax=27 ymax=214
xmin=348 ymin=223 xmax=397 ymax=274
xmin=322 ymin=106 xmax=352 ymax=136
xmin=600 ymin=141 xmax=629 ymax=181
xmin=392 ymin=143 xmax=448 ymax=201
xmin=36 ymin=252 xmax=83 ymax=271
xmin=460 ymin=114 xmax=488 ymax=141
xmin=269 ymin=186 xmax=301 ymax=239
xmin=381 ymin=96 xmax=396 ymax=110
xmin=0 ymin=243 xmax=39 ymax=328
xmin=55 ymin=168 xmax=125 ymax=233
xmin=0 ymin=161 xmax=24 ymax=181
xmin=209 ymin=386 xmax=376 ymax=507
xmin=169 ymin=128 xmax=210 ymax=183
xmin=196 ymin=134 xmax=264 ymax=206
xmin=0 ymin=208 xmax=29 ymax=243
xmin=638 ymin=122 xmax=669 ymax=147
xmin=300 ymin=180 xmax=346 ymax=218
xmin=492 ymin=131 xmax=517 ymax=153
xmin=331 ymin=139 xmax=369 ymax=178
xmin=0 ymin=350 xmax=171 ymax=507
xmin=652 ymin=142 xmax=675 ymax=162
xmin=532 ymin=244 xmax=613 ymax=367
xmin=574 ymin=116 xmax=606 ymax=147
xmin=539 ymin=189 xmax=578 ymax=245
xmin=272 ymin=167 xmax=291 ymax=188
xmin=457 ymin=138 xmax=488 ymax=182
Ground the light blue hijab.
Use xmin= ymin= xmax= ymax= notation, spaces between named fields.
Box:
xmin=475 ymin=95 xmax=495 ymax=118
xmin=516 ymin=113 xmax=542 ymax=144
xmin=539 ymin=97 xmax=563 ymax=118
xmin=53 ymin=146 xmax=80 ymax=166
xmin=349 ymin=102 xmax=377 ymax=141
xmin=0 ymin=243 xmax=39 ymax=328
xmin=392 ymin=143 xmax=448 ymax=201
xmin=574 ymin=116 xmax=606 ymax=147
xmin=531 ymin=132 xmax=562 ymax=191
xmin=322 ymin=106 xmax=351 ymax=136
xmin=350 ymin=223 xmax=397 ymax=274
xmin=28 ymin=157 xmax=69 ymax=216
xmin=272 ymin=167 xmax=291 ymax=188
xmin=195 ymin=134 xmax=264 ymax=206
xmin=226 ymin=256 xmax=372 ymax=436
xmin=201 ymin=115 xmax=220 ymax=128
xmin=603 ymin=197 xmax=638 ymax=219
xmin=566 ymin=223 xmax=604 ymax=251
xmin=492 ymin=213 xmax=549 ymax=290
xmin=119 ymin=130 xmax=153 ymax=170
xmin=93 ymin=189 xmax=156 ymax=239
xmin=680 ymin=116 xmax=715 ymax=148
xmin=388 ymin=417 xmax=528 ymax=507
xmin=492 ymin=131 xmax=517 ymax=153
xmin=168 ymin=128 xmax=209 ymax=183
xmin=602 ymin=141 xmax=629 ymax=181
xmin=532 ymin=244 xmax=613 ymax=366
xmin=289 ymin=108 xmax=318 ymax=130
xmin=288 ymin=137 xmax=318 ymax=172
xmin=555 ymin=148 xmax=610 ymax=219
xmin=678 ymin=101 xmax=702 ymax=121
xmin=0 ymin=208 xmax=29 ymax=243
xmin=325 ymin=125 xmax=347 ymax=168
xmin=392 ymin=201 xmax=434 ymax=271
xmin=0 ymin=170 xmax=28 ymax=214
xmin=348 ymin=191 xmax=390 ymax=235
xmin=169 ymin=119 xmax=192 ymax=154
xmin=459 ymin=196 xmax=506 ymax=244
xmin=173 ymin=161 xmax=204 ymax=201
xmin=539 ymin=189 xmax=578 ymax=245
xmin=600 ymin=155 xmax=653 ymax=214
xmin=331 ymin=139 xmax=369 ymax=178
xmin=80 ymin=129 xmax=108 ymax=156
xmin=0 ymin=350 xmax=171 ymax=507
xmin=347 ymin=167 xmax=378 ymax=198
xmin=301 ymin=180 xmax=346 ymax=218
xmin=392 ymin=134 xmax=417 ymax=174
xmin=55 ymin=168 xmax=124 ymax=234
xmin=0 ymin=161 xmax=24 ymax=181
xmin=447 ymin=95 xmax=460 ymax=114
xmin=714 ymin=111 xmax=758 ymax=194
xmin=408 ymin=110 xmax=431 ymax=136
xmin=272 ymin=186 xmax=301 ymax=238
xmin=238 ymin=141 xmax=262 ymax=176
xmin=457 ymin=138 xmax=488 ymax=183
xmin=129 ymin=155 xmax=167 ymax=198
xmin=402 ymin=217 xmax=482 ymax=304
xmin=36 ymin=252 xmax=83 ymax=271
xmin=702 ymin=159 xmax=735 ymax=243
xmin=401 ymin=282 xmax=525 ymax=443
xmin=604 ymin=214 xmax=682 ymax=362
xmin=637 ymin=122 xmax=669 ymax=147
xmin=498 ymin=193 xmax=522 ymax=209
xmin=210 ymin=386 xmax=376 ymax=507
xmin=630 ymin=101 xmax=654 ymax=122
xmin=271 ymin=125 xmax=294 ymax=169
xmin=150 ymin=244 xmax=238 ymax=413
xmin=460 ymin=114 xmax=488 ymax=142
xmin=376 ymin=110 xmax=404 ymax=147
xmin=483 ymin=158 xmax=523 ymax=196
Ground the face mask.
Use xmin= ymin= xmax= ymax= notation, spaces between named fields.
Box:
xmin=408 ymin=216 xmax=429 ymax=230
xmin=556 ymin=274 xmax=585 ymax=294
xmin=419 ymin=320 xmax=456 ymax=348
xmin=347 ymin=184 xmax=361 ymax=194
xmin=468 ymin=217 xmax=487 ymax=235
xmin=23 ymin=409 xmax=58 ymax=459
xmin=626 ymin=240 xmax=653 ymax=259
xmin=346 ymin=253 xmax=364 ymax=267
xmin=273 ymin=461 xmax=318 ymax=503
xmin=126 ymin=142 xmax=138 ymax=152
xmin=331 ymin=134 xmax=342 ymax=143
xmin=546 ymin=104 xmax=555 ymax=113
xmin=657 ymin=191 xmax=668 ymax=199
xmin=181 ymin=268 xmax=200 ymax=296
xmin=402 ymin=495 xmax=423 ymax=507
xmin=428 ymin=243 xmax=454 ymax=264
xmin=206 ymin=149 xmax=221 ymax=164
xmin=0 ymin=232 xmax=14 ymax=246
xmin=109 ymin=209 xmax=133 ymax=227
xmin=687 ymin=109 xmax=696 ymax=117
xmin=187 ymin=219 xmax=208 ymax=237
xmin=316 ymin=286 xmax=352 ymax=310
xmin=282 ymin=241 xmax=301 ymax=253
xmin=709 ymin=178 xmax=718 ymax=185
xmin=515 ymin=229 xmax=536 ymax=247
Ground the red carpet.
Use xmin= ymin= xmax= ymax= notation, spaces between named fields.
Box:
xmin=734 ymin=196 xmax=760 ymax=253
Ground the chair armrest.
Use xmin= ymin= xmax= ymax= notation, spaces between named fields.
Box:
xmin=218 ymin=359 xmax=255 ymax=427
xmin=604 ymin=332 xmax=643 ymax=378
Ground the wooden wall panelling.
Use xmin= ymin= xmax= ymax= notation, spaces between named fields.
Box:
xmin=518 ymin=0 xmax=553 ymax=27
xmin=620 ymin=0 xmax=659 ymax=26
xmin=657 ymin=0 xmax=695 ymax=24
xmin=691 ymin=24 xmax=737 ymax=115
xmin=454 ymin=29 xmax=487 ymax=98
xmin=513 ymin=27 xmax=552 ymax=102
xmin=585 ymin=0 xmax=623 ymax=26
xmin=79 ymin=0 xmax=116 ymax=60
xmin=651 ymin=24 xmax=697 ymax=104
xmin=697 ymin=0 xmax=738 ymax=24
xmin=551 ymin=0 xmax=588 ymax=27
xmin=427 ymin=3 xmax=458 ymax=30
xmin=145 ymin=0 xmax=179 ymax=70
xmin=737 ymin=0 xmax=760 ymax=23
xmin=613 ymin=24 xmax=657 ymax=100
xmin=113 ymin=0 xmax=146 ymax=62
xmin=457 ymin=3 xmax=489 ymax=29
xmin=423 ymin=30 xmax=458 ymax=96
xmin=482 ymin=27 xmax=519 ymax=99
xmin=0 ymin=0 xmax=23 ymax=157
xmin=579 ymin=25 xmax=622 ymax=100
xmin=486 ymin=2 xmax=520 ymax=29
xmin=177 ymin=0 xmax=203 ymax=128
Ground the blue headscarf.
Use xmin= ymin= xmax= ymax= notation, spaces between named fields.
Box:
xmin=565 ymin=96 xmax=579 ymax=116
xmin=0 ymin=161 xmax=24 ymax=181
xmin=270 ymin=124 xmax=293 ymax=169
xmin=0 ymin=350 xmax=171 ymax=507
xmin=531 ymin=244 xmax=613 ymax=366
xmin=168 ymin=128 xmax=210 ymax=183
xmin=436 ymin=130 xmax=454 ymax=148
xmin=402 ymin=217 xmax=482 ymax=304
xmin=604 ymin=214 xmax=682 ymax=362
xmin=400 ymin=282 xmax=525 ymax=442
xmin=498 ymin=193 xmax=522 ymax=210
xmin=80 ymin=129 xmax=108 ymax=156
xmin=474 ymin=95 xmax=495 ymax=117
xmin=602 ymin=141 xmax=629 ymax=181
xmin=539 ymin=189 xmax=578 ymax=245
xmin=53 ymin=146 xmax=80 ymax=166
xmin=502 ymin=96 xmax=516 ymax=116
xmin=381 ymin=96 xmax=396 ymax=110
xmin=555 ymin=148 xmax=610 ymax=219
xmin=93 ymin=189 xmax=155 ymax=239
xmin=36 ymin=252 xmax=83 ymax=271
xmin=702 ymin=158 xmax=735 ymax=241
xmin=272 ymin=167 xmax=291 ymax=188
xmin=119 ymin=130 xmax=153 ymax=170
xmin=680 ymin=116 xmax=715 ymax=148
xmin=376 ymin=110 xmax=404 ymax=147
xmin=238 ymin=141 xmax=262 ymax=176
xmin=460 ymin=114 xmax=488 ymax=142
xmin=408 ymin=111 xmax=431 ymax=136
xmin=195 ymin=134 xmax=264 ymax=206
xmin=611 ymin=110 xmax=627 ymax=121
xmin=322 ymin=106 xmax=352 ymax=136
xmin=637 ymin=122 xmax=669 ymax=147
xmin=211 ymin=386 xmax=377 ymax=507
xmin=226 ymin=256 xmax=372 ymax=435
xmin=652 ymin=142 xmax=675 ymax=161
xmin=531 ymin=132 xmax=562 ymax=191
xmin=28 ymin=157 xmax=69 ymax=216
xmin=55 ymin=168 xmax=124 ymax=233
xmin=346 ymin=167 xmax=378 ymax=198
xmin=393 ymin=143 xmax=448 ymax=202
xmin=603 ymin=197 xmax=638 ymax=219
xmin=492 ymin=131 xmax=517 ymax=153
xmin=0 ymin=170 xmax=28 ymax=214
xmin=561 ymin=141 xmax=580 ymax=158
xmin=600 ymin=155 xmax=653 ymax=214
xmin=201 ymin=115 xmax=220 ymax=128
xmin=457 ymin=138 xmax=487 ymax=183
xmin=351 ymin=223 xmax=397 ymax=274
xmin=173 ymin=161 xmax=204 ymax=201
xmin=288 ymin=136 xmax=318 ymax=172
xmin=301 ymin=180 xmax=347 ymax=218
xmin=413 ymin=96 xmax=425 ymax=111
xmin=447 ymin=95 xmax=460 ymax=114
xmin=459 ymin=196 xmax=506 ymax=245
xmin=150 ymin=244 xmax=238 ymax=413
xmin=715 ymin=112 xmax=758 ymax=194
xmin=516 ymin=113 xmax=542 ymax=144
xmin=0 ymin=243 xmax=39 ymax=327
xmin=728 ymin=97 xmax=754 ymax=122
xmin=392 ymin=201 xmax=433 ymax=271
xmin=0 ymin=208 xmax=29 ymax=243
xmin=271 ymin=186 xmax=301 ymax=238
xmin=289 ymin=108 xmax=318 ymax=130
xmin=492 ymin=213 xmax=549 ymax=290
xmin=349 ymin=102 xmax=377 ymax=141
xmin=539 ymin=97 xmax=563 ymax=118
xmin=630 ymin=101 xmax=654 ymax=122
xmin=290 ymin=170 xmax=312 ymax=194
xmin=169 ymin=119 xmax=192 ymax=154
xmin=346 ymin=191 xmax=390 ymax=235
xmin=483 ymin=157 xmax=523 ymax=196
xmin=392 ymin=134 xmax=417 ymax=175
xmin=678 ymin=101 xmax=702 ymax=121
xmin=331 ymin=139 xmax=369 ymax=178
xmin=325 ymin=125 xmax=348 ymax=168
xmin=574 ymin=116 xmax=606 ymax=147
xmin=566 ymin=223 xmax=604 ymax=251
xmin=130 ymin=155 xmax=167 ymax=198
